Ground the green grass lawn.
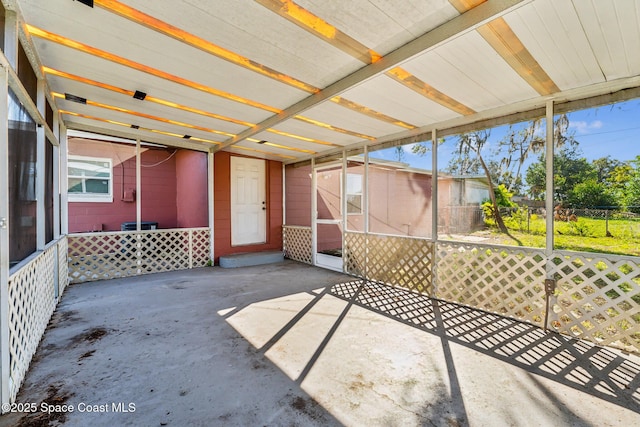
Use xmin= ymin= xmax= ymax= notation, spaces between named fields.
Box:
xmin=485 ymin=216 xmax=640 ymax=257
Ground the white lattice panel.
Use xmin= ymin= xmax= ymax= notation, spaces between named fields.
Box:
xmin=344 ymin=232 xmax=366 ymax=278
xmin=283 ymin=226 xmax=312 ymax=264
xmin=68 ymin=228 xmax=210 ymax=283
xmin=68 ymin=232 xmax=138 ymax=283
xmin=8 ymin=245 xmax=58 ymax=401
xmin=191 ymin=229 xmax=211 ymax=267
xmin=344 ymin=232 xmax=434 ymax=295
xmin=436 ymin=242 xmax=547 ymax=326
xmin=550 ymin=251 xmax=640 ymax=353
xmin=138 ymin=230 xmax=190 ymax=273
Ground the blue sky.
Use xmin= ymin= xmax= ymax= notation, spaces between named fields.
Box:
xmin=369 ymin=98 xmax=640 ymax=173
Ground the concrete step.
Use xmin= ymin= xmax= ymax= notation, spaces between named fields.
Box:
xmin=219 ymin=250 xmax=284 ymax=268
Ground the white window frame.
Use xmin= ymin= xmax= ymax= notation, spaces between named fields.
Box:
xmin=346 ymin=173 xmax=363 ymax=215
xmin=68 ymin=155 xmax=113 ymax=203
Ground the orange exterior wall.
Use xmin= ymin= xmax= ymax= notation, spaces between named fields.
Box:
xmin=214 ymin=152 xmax=283 ymax=263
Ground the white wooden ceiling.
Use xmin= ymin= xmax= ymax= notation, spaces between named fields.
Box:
xmin=9 ymin=0 xmax=640 ymax=162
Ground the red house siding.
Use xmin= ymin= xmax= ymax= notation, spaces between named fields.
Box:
xmin=176 ymin=150 xmax=208 ymax=228
xmin=214 ymin=152 xmax=283 ymax=263
xmin=284 ymin=163 xmax=312 ymax=226
xmin=68 ymin=138 xmax=183 ymax=232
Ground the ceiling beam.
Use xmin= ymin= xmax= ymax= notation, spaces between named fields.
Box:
xmin=286 ymin=74 xmax=640 ymax=165
xmin=219 ymin=0 xmax=530 ymax=151
xmin=66 ymin=121 xmax=214 ymax=152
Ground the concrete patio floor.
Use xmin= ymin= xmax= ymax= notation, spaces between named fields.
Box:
xmin=1 ymin=260 xmax=639 ymax=427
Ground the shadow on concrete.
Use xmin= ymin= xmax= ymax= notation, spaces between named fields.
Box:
xmin=327 ymin=279 xmax=640 ymax=414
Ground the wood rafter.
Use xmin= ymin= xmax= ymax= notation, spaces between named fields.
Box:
xmin=94 ymin=0 xmax=319 ymax=94
xmin=448 ymin=0 xmax=487 ymax=14
xmin=256 ymin=0 xmax=475 ymax=116
xmin=27 ymin=25 xmax=282 ymax=113
xmin=222 ymin=0 xmax=528 ymax=150
xmin=478 ymin=17 xmax=559 ymax=96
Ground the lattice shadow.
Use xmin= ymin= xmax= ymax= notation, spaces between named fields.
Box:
xmin=330 ymin=280 xmax=640 ymax=412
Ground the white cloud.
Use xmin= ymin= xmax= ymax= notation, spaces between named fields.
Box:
xmin=570 ymin=120 xmax=603 ymax=134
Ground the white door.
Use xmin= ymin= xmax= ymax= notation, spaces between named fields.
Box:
xmin=231 ymin=157 xmax=266 ymax=246
xmin=314 ymin=163 xmax=344 ymax=272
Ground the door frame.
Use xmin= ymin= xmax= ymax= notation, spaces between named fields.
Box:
xmin=312 ymin=158 xmax=345 ymax=272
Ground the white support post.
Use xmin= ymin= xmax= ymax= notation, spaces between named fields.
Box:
xmin=136 ymin=138 xmax=141 ymax=231
xmin=36 ymin=80 xmax=45 ymax=249
xmin=135 ymin=138 xmax=142 ymax=272
xmin=59 ymin=125 xmax=68 ymax=235
xmin=431 ymin=130 xmax=438 ymax=242
xmin=363 ymin=146 xmax=369 ymax=234
xmin=341 ymin=150 xmax=347 ymax=273
xmin=0 ymin=63 xmax=11 ymax=408
xmin=363 ymin=146 xmax=369 ymax=280
xmin=208 ymin=151 xmax=214 ymax=263
xmin=431 ymin=130 xmax=439 ymax=297
xmin=3 ymin=10 xmax=18 ymax=69
xmin=543 ymin=100 xmax=556 ymax=331
xmin=188 ymin=230 xmax=193 ymax=269
xmin=545 ymin=100 xmax=554 ymax=256
xmin=282 ymin=163 xmax=286 ymax=226
xmin=52 ymin=114 xmax=60 ymax=239
xmin=311 ymin=158 xmax=317 ymax=266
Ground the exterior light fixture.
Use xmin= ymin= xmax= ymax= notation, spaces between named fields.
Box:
xmin=64 ymin=93 xmax=87 ymax=104
xmin=133 ymin=90 xmax=147 ymax=100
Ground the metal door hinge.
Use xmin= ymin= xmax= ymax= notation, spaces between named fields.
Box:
xmin=0 ymin=217 xmax=7 ymax=229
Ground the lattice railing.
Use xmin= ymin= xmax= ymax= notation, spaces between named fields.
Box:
xmin=436 ymin=242 xmax=547 ymax=326
xmin=7 ymin=240 xmax=62 ymax=402
xmin=344 ymin=232 xmax=434 ymax=295
xmin=344 ymin=232 xmax=366 ymax=278
xmin=283 ymin=225 xmax=312 ymax=264
xmin=549 ymin=251 xmax=640 ymax=353
xmin=68 ymin=228 xmax=210 ymax=284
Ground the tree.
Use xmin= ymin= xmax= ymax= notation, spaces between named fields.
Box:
xmin=445 ymin=140 xmax=482 ymax=175
xmin=492 ymin=120 xmax=545 ymax=195
xmin=482 ymin=184 xmax=516 ymax=224
xmin=592 ymin=156 xmax=624 ymax=185
xmin=484 ymin=115 xmax=574 ymax=196
xmin=568 ymin=180 xmax=619 ymax=209
xmin=393 ymin=146 xmax=405 ymax=162
xmin=525 ymin=146 xmax=596 ymax=203
xmin=622 ymin=156 xmax=640 ymax=213
xmin=452 ymin=130 xmax=510 ymax=233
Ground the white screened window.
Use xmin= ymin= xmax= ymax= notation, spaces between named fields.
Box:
xmin=68 ymin=155 xmax=113 ymax=202
xmin=346 ymin=173 xmax=363 ymax=214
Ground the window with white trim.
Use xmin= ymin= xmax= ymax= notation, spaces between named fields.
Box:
xmin=346 ymin=173 xmax=363 ymax=214
xmin=68 ymin=155 xmax=113 ymax=202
